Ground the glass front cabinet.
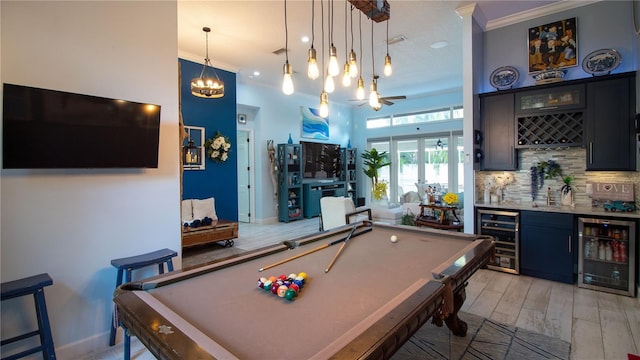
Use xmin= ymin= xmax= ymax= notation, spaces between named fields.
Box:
xmin=578 ymin=217 xmax=636 ymax=297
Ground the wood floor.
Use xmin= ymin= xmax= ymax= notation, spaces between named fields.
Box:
xmin=93 ymin=218 xmax=640 ymax=360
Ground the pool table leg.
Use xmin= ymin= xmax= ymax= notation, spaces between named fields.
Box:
xmin=444 ymin=287 xmax=468 ymax=337
xmin=432 ymin=286 xmax=468 ymax=337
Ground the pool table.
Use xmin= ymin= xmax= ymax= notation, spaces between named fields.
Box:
xmin=114 ymin=222 xmax=494 ymax=360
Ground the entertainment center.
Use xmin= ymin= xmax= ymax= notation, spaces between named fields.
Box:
xmin=277 ymin=142 xmax=358 ymax=222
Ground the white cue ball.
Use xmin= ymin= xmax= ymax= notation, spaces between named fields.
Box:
xmin=390 ymin=235 xmax=398 ymax=243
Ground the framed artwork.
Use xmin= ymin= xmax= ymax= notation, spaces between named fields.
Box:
xmin=301 ymin=107 xmax=329 ymax=140
xmin=528 ymin=17 xmax=577 ymax=73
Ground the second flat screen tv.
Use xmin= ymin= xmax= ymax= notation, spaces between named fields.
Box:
xmin=2 ymin=83 xmax=161 ymax=169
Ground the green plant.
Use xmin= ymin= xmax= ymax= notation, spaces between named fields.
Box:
xmin=561 ymin=175 xmax=574 ymax=195
xmin=401 ymin=211 xmax=415 ymax=226
xmin=361 ymin=148 xmax=391 ymax=187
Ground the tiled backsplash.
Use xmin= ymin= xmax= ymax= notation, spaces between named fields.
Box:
xmin=475 ymin=147 xmax=640 ymax=208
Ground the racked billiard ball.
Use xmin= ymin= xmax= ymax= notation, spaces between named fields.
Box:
xmin=285 ymin=289 xmax=297 ymax=300
xmin=271 ymin=283 xmax=280 ymax=294
xmin=263 ymin=280 xmax=273 ymax=291
xmin=277 ymin=285 xmax=289 ymax=297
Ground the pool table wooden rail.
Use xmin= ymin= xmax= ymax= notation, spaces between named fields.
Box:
xmin=114 ymin=222 xmax=495 ymax=360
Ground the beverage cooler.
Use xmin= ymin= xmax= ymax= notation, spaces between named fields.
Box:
xmin=477 ymin=209 xmax=519 ymax=274
xmin=578 ymin=217 xmax=636 ymax=297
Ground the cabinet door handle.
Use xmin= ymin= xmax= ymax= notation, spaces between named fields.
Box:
xmin=568 ymin=235 xmax=572 ymax=253
xmin=589 ymin=142 xmax=593 ymax=164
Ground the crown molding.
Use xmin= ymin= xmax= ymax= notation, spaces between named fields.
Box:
xmin=485 ymin=0 xmax=601 ymax=31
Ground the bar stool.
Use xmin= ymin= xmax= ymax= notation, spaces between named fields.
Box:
xmin=109 ymin=248 xmax=177 ymax=359
xmin=1 ymin=273 xmax=56 ymax=360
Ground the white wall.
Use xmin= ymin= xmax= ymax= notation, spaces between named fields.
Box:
xmin=0 ymin=1 xmax=180 ymax=358
xmin=237 ymin=81 xmax=353 ymax=222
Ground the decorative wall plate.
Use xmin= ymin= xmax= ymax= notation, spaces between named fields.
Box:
xmin=490 ymin=66 xmax=519 ymax=90
xmin=582 ymin=49 xmax=621 ymax=76
xmin=532 ymin=69 xmax=566 ymax=84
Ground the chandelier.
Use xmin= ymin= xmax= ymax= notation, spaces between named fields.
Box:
xmin=191 ymin=27 xmax=224 ymax=98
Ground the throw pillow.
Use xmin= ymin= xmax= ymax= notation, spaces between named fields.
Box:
xmin=181 ymin=199 xmax=193 ymax=224
xmin=192 ymin=197 xmax=218 ymax=221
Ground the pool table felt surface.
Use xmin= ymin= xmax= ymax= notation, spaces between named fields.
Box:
xmin=115 ymin=223 xmax=494 ymax=360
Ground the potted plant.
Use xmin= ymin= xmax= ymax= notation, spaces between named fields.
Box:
xmin=361 ymin=148 xmax=391 ymax=201
xmin=560 ymin=175 xmax=574 ymax=206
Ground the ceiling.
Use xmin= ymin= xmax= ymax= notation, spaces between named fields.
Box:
xmin=178 ymin=1 xmax=569 ymax=106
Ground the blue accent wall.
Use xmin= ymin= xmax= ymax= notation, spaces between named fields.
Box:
xmin=180 ymin=58 xmax=238 ymax=221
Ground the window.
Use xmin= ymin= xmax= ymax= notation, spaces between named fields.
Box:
xmin=183 ymin=126 xmax=205 ymax=170
xmin=366 ymin=117 xmax=391 ymax=129
xmin=367 ymin=132 xmax=463 ymax=204
xmin=366 ymin=106 xmax=463 ymax=129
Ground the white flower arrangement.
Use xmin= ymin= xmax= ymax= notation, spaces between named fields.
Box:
xmin=484 ymin=172 xmax=515 ymax=190
xmin=494 ymin=172 xmax=515 ymax=189
xmin=205 ymin=132 xmax=231 ymax=163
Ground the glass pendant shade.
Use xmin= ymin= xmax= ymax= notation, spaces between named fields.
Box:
xmin=341 ymin=63 xmax=351 ymax=86
xmin=324 ymin=74 xmax=335 ymax=93
xmin=348 ymin=50 xmax=358 ymax=78
xmin=369 ymin=80 xmax=381 ymax=108
xmin=356 ymin=76 xmax=365 ymax=100
xmin=191 ymin=27 xmax=225 ymax=98
xmin=183 ymin=140 xmax=200 ymax=165
xmin=319 ymin=91 xmax=329 ymax=118
xmin=328 ymin=45 xmax=340 ymax=76
xmin=307 ymin=47 xmax=320 ymax=80
xmin=282 ymin=62 xmax=294 ymax=95
xmin=384 ymin=53 xmax=392 ymax=76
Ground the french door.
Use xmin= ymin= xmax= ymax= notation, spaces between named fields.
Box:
xmin=367 ymin=132 xmax=463 ymax=203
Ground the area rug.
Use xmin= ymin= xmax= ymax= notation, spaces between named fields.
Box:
xmin=392 ymin=312 xmax=571 ymax=360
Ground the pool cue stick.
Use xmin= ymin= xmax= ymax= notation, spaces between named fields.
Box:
xmin=258 ymin=225 xmax=368 ymax=272
xmin=324 ymin=224 xmax=358 ymax=273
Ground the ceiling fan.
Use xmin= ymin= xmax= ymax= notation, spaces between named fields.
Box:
xmin=350 ymin=75 xmax=407 ymax=110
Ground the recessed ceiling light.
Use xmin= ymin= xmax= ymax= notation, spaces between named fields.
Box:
xmin=301 ymin=36 xmax=310 ymax=43
xmin=430 ymin=41 xmax=448 ymax=49
xmin=253 ymin=71 xmax=260 ymax=77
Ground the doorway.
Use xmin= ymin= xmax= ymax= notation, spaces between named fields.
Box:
xmin=237 ymin=129 xmax=254 ymax=223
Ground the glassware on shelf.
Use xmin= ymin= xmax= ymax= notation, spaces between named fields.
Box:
xmin=611 ymin=267 xmax=620 ymax=286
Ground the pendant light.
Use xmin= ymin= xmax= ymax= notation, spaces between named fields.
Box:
xmin=348 ymin=5 xmax=358 ymax=78
xmin=282 ymin=0 xmax=294 ymax=95
xmin=327 ymin=0 xmax=339 ymax=77
xmin=319 ymin=91 xmax=329 ymax=118
xmin=319 ymin=0 xmax=330 ymax=118
xmin=324 ymin=0 xmax=335 ymax=93
xmin=341 ymin=0 xmax=351 ymax=87
xmin=325 ymin=73 xmax=335 ymax=93
xmin=191 ymin=27 xmax=225 ymax=98
xmin=369 ymin=77 xmax=382 ymax=110
xmin=383 ymin=18 xmax=392 ymax=77
xmin=368 ymin=18 xmax=381 ymax=110
xmin=307 ymin=0 xmax=320 ymax=80
xmin=355 ymin=12 xmax=365 ymax=100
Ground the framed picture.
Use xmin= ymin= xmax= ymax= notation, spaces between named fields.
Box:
xmin=301 ymin=107 xmax=329 ymax=140
xmin=528 ymin=17 xmax=577 ymax=73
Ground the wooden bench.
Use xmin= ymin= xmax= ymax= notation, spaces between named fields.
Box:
xmin=182 ymin=220 xmax=238 ymax=248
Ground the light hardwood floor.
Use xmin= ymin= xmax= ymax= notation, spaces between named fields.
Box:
xmin=91 ymin=218 xmax=640 ymax=360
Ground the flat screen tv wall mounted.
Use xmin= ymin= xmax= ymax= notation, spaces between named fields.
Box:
xmin=2 ymin=83 xmax=161 ymax=169
xmin=301 ymin=141 xmax=341 ymax=180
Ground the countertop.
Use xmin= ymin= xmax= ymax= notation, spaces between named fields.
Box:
xmin=474 ymin=201 xmax=640 ymax=219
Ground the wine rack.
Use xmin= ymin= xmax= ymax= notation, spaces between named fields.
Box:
xmin=516 ymin=112 xmax=584 ymax=148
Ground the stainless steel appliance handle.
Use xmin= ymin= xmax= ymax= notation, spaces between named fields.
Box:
xmin=568 ymin=235 xmax=572 ymax=253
